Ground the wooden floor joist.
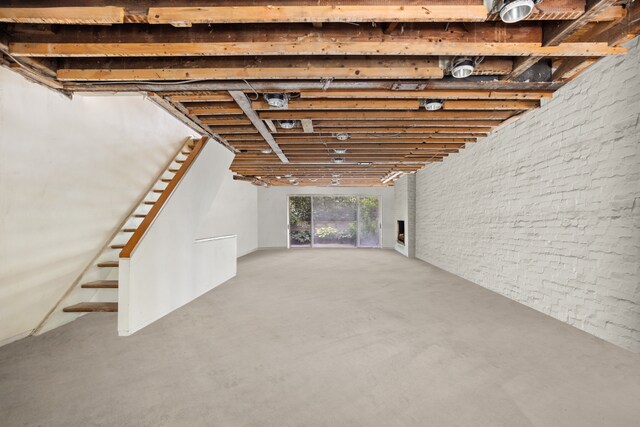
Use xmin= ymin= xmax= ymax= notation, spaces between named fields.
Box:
xmin=146 ymin=4 xmax=490 ymax=25
xmin=12 ymin=41 xmax=625 ymax=58
xmin=0 ymin=7 xmax=125 ymax=24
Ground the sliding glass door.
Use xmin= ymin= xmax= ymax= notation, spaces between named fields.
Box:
xmin=358 ymin=196 xmax=381 ymax=247
xmin=312 ymin=196 xmax=358 ymax=247
xmin=288 ymin=196 xmax=312 ymax=247
xmin=288 ymin=195 xmax=381 ymax=248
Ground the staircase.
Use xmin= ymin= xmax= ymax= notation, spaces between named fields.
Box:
xmin=54 ymin=138 xmax=202 ymax=315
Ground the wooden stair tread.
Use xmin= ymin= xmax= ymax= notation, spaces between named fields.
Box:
xmin=168 ymin=168 xmax=180 ymax=172
xmin=97 ymin=261 xmax=118 ymax=268
xmin=152 ymin=189 xmax=164 ymax=193
xmin=143 ymin=201 xmax=155 ymax=205
xmin=110 ymin=244 xmax=124 ymax=249
xmin=133 ymin=214 xmax=146 ymax=218
xmin=161 ymin=178 xmax=171 ymax=182
xmin=81 ymin=280 xmax=118 ymax=289
xmin=63 ymin=302 xmax=118 ymax=313
xmin=122 ymin=228 xmax=137 ymax=232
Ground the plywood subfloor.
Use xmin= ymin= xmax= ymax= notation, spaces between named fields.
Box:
xmin=1 ymin=249 xmax=639 ymax=426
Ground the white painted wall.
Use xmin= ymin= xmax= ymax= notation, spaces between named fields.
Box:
xmin=258 ymin=186 xmax=395 ymax=248
xmin=0 ymin=68 xmax=196 ymax=346
xmin=119 ymin=141 xmax=238 ymax=336
xmin=414 ymin=39 xmax=640 ymax=352
xmin=0 ymin=68 xmax=259 ymax=346
xmin=393 ymin=174 xmax=416 ymax=257
xmin=199 ymin=174 xmax=258 ymax=257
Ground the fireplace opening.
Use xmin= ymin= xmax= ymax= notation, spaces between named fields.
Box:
xmin=397 ymin=220 xmax=405 ymax=245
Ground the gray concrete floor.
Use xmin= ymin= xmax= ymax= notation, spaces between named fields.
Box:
xmin=1 ymin=249 xmax=640 ymax=427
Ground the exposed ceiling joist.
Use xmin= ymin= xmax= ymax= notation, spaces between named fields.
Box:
xmin=10 ymin=41 xmax=624 ymax=58
xmin=0 ymin=0 xmax=637 ymax=186
xmin=147 ymin=4 xmax=490 ymax=25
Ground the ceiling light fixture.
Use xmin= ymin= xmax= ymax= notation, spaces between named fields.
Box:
xmin=278 ymin=120 xmax=297 ymax=129
xmin=424 ymin=99 xmax=444 ymax=111
xmin=333 ymin=148 xmax=347 ymax=154
xmin=260 ymin=148 xmax=273 ymax=154
xmin=500 ymin=0 xmax=539 ymax=23
xmin=358 ymin=162 xmax=373 ymax=166
xmin=451 ymin=58 xmax=475 ymax=79
xmin=332 ymin=158 xmax=345 ymax=164
xmin=264 ymin=93 xmax=288 ymax=109
xmin=335 ymin=132 xmax=350 ymax=141
xmin=331 ymin=180 xmax=340 ymax=186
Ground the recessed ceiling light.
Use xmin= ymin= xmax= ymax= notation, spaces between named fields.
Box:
xmin=284 ymin=174 xmax=292 ymax=178
xmin=331 ymin=180 xmax=339 ymax=186
xmin=260 ymin=148 xmax=273 ymax=154
xmin=264 ymin=93 xmax=288 ymax=109
xmin=288 ymin=178 xmax=296 ymax=182
xmin=424 ymin=99 xmax=444 ymax=111
xmin=500 ymin=0 xmax=538 ymax=23
xmin=358 ymin=162 xmax=373 ymax=166
xmin=291 ymin=181 xmax=299 ymax=186
xmin=451 ymin=58 xmax=475 ymax=79
xmin=335 ymin=132 xmax=350 ymax=141
xmin=333 ymin=148 xmax=347 ymax=154
xmin=332 ymin=158 xmax=345 ymax=164
xmin=278 ymin=120 xmax=297 ymax=129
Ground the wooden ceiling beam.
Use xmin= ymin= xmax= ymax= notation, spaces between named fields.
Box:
xmin=56 ymin=59 xmax=444 ymax=81
xmin=505 ymin=0 xmax=618 ymax=80
xmin=200 ymin=119 xmax=252 ymax=126
xmin=276 ymin=127 xmax=491 ymax=134
xmin=313 ymin=120 xmax=503 ymax=127
xmin=544 ymin=0 xmax=618 ymax=46
xmin=147 ymin=4 xmax=490 ymax=25
xmin=593 ymin=0 xmax=640 ymax=46
xmin=170 ymin=93 xmax=233 ymax=102
xmin=0 ymin=7 xmax=125 ymax=24
xmin=189 ymin=106 xmax=244 ymax=115
xmin=299 ymin=89 xmax=554 ymax=100
xmin=275 ymin=137 xmax=477 ymax=143
xmin=12 ymin=40 xmax=622 ymax=58
xmin=256 ymin=143 xmax=467 ymax=150
xmin=259 ymin=110 xmax=515 ymax=120
xmin=251 ymin=99 xmax=537 ymax=111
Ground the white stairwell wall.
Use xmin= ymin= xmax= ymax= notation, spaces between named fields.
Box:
xmin=118 ymin=140 xmax=240 ymax=336
xmin=0 ymin=68 xmax=258 ymax=346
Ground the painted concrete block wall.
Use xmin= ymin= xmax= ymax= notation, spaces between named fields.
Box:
xmin=415 ymin=39 xmax=640 ymax=352
xmin=393 ymin=174 xmax=416 ymax=257
xmin=0 ymin=68 xmax=197 ymax=346
xmin=258 ymin=186 xmax=395 ymax=248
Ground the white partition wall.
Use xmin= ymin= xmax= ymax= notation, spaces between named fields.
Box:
xmin=118 ymin=141 xmax=238 ymax=336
